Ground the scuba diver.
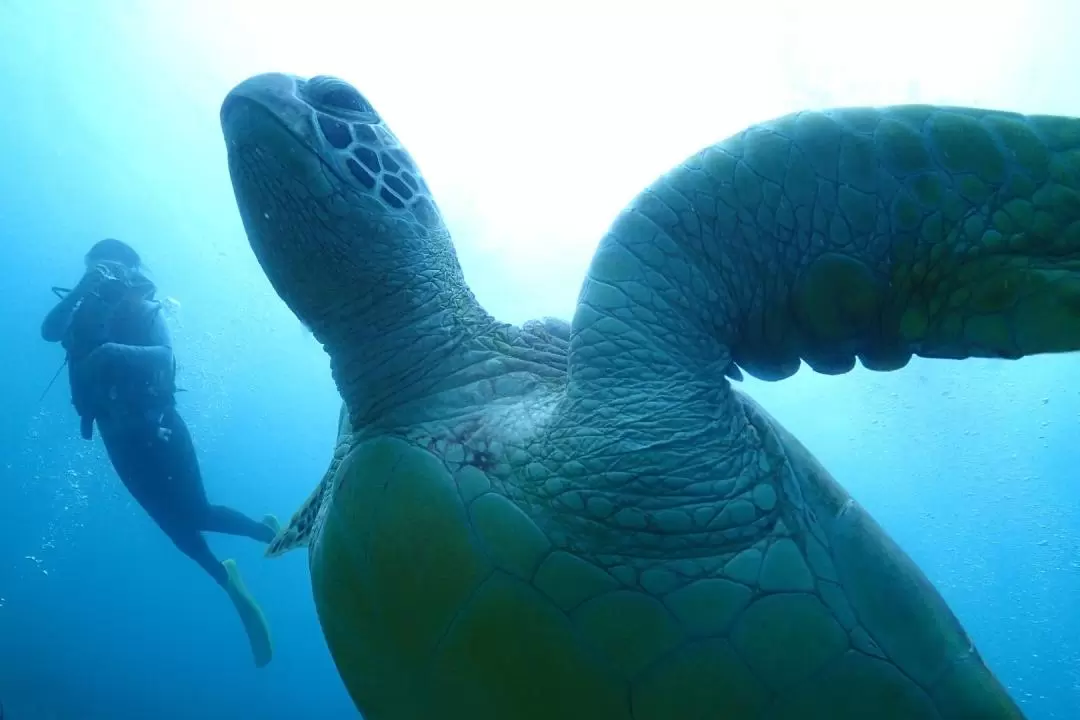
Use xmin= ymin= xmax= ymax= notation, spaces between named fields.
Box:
xmin=41 ymin=238 xmax=278 ymax=668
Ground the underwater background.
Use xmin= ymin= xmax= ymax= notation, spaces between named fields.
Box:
xmin=1 ymin=1 xmax=1078 ymax=718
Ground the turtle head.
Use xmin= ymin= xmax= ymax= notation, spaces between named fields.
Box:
xmin=220 ymin=73 xmax=456 ymax=348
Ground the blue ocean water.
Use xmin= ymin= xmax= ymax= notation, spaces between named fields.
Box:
xmin=0 ymin=6 xmax=357 ymax=719
xmin=1 ymin=4 xmax=1078 ymax=719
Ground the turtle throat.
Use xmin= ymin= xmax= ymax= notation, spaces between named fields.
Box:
xmin=226 ymin=135 xmax=494 ymax=428
xmin=320 ymin=238 xmax=499 ymax=430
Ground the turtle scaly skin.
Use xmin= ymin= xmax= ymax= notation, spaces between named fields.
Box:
xmin=221 ymin=73 xmax=1080 ymax=719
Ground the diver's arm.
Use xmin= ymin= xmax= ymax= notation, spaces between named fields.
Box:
xmin=40 ymin=290 xmax=82 ymax=343
xmin=88 ymin=306 xmax=175 ymax=381
xmin=41 ymin=264 xmax=109 ymax=342
xmin=94 ymin=344 xmax=175 ymax=377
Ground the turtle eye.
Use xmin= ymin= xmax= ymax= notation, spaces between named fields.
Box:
xmin=307 ymin=76 xmax=370 ymax=113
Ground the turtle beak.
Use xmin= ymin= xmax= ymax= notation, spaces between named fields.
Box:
xmin=221 ymin=73 xmax=307 ymax=138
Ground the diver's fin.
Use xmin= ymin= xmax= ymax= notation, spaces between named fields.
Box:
xmin=80 ymin=415 xmax=94 ymax=440
xmin=222 ymin=559 xmax=273 ymax=668
xmin=262 ymin=514 xmax=281 ymax=536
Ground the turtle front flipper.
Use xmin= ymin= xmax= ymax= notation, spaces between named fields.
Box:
xmin=267 ymin=443 xmax=349 ymax=558
xmin=267 ymin=468 xmax=333 ymax=558
xmin=572 ymin=106 xmax=1080 ymax=386
xmin=267 ymin=402 xmax=355 ymax=558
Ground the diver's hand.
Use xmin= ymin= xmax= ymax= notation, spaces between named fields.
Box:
xmin=73 ymin=263 xmax=116 ymax=297
xmin=73 ymin=264 xmax=108 ymax=296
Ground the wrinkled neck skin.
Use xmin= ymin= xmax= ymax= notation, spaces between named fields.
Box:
xmin=308 ymin=238 xmax=545 ymax=433
xmin=248 ymin=206 xmax=562 ymax=434
xmin=316 ymin=231 xmax=496 ymax=428
xmin=325 ymin=285 xmax=553 ymax=434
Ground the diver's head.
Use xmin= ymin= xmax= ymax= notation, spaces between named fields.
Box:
xmin=85 ymin=238 xmax=141 ymax=270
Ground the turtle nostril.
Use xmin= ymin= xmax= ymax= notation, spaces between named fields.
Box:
xmin=307 ymin=75 xmax=370 ymax=114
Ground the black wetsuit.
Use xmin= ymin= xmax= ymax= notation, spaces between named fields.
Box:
xmin=47 ymin=268 xmax=274 ymax=586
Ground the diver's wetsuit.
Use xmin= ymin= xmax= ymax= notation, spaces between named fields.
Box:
xmin=45 ymin=266 xmax=275 ymax=587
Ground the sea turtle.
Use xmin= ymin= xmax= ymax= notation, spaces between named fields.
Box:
xmin=219 ymin=72 xmax=1080 ymax=719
